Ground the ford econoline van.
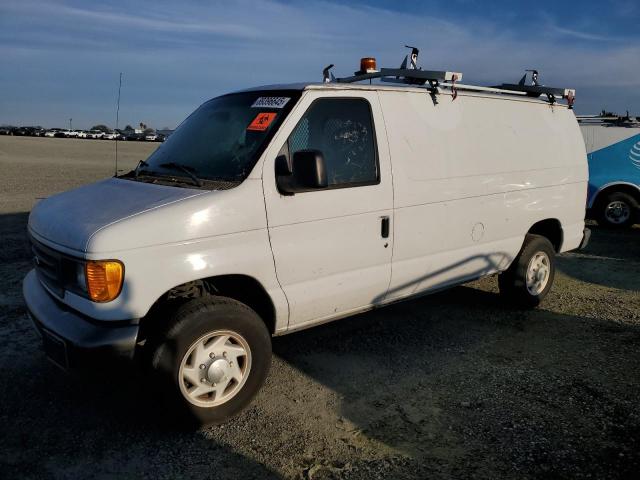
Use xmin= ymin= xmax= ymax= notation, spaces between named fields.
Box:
xmin=23 ymin=59 xmax=590 ymax=424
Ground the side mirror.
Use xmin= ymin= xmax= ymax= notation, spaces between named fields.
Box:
xmin=274 ymin=154 xmax=292 ymax=176
xmin=276 ymin=149 xmax=328 ymax=194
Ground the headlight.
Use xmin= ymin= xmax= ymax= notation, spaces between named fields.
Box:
xmin=75 ymin=263 xmax=87 ymax=293
xmin=85 ymin=260 xmax=124 ymax=302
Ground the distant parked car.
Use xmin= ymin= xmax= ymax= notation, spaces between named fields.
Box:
xmin=12 ymin=126 xmax=38 ymax=136
xmin=103 ymin=132 xmax=117 ymax=140
xmin=88 ymin=129 xmax=105 ymax=139
xmin=123 ymin=132 xmax=144 ymax=141
xmin=63 ymin=130 xmax=79 ymax=138
xmin=156 ymin=129 xmax=174 ymax=141
xmin=0 ymin=126 xmax=14 ymax=135
xmin=145 ymin=133 xmax=166 ymax=142
xmin=45 ymin=129 xmax=64 ymax=138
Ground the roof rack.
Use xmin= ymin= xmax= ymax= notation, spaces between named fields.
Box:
xmin=325 ymin=48 xmax=575 ymax=108
xmin=332 ymin=47 xmax=462 ymax=87
xmin=495 ymin=69 xmax=575 ymax=108
xmin=576 ymin=112 xmax=639 ymax=125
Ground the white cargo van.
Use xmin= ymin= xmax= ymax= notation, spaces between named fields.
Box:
xmin=23 ymin=57 xmax=589 ymax=424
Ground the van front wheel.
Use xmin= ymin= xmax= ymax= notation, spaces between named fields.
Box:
xmin=149 ymin=296 xmax=272 ymax=425
xmin=499 ymin=234 xmax=555 ymax=308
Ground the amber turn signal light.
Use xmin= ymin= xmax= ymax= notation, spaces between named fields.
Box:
xmin=85 ymin=260 xmax=124 ymax=302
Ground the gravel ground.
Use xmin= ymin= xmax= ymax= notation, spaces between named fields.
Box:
xmin=1 ymin=136 xmax=639 ymax=479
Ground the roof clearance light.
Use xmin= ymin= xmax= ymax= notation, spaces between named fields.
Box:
xmin=360 ymin=57 xmax=377 ymax=73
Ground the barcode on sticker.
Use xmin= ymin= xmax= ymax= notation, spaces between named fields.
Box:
xmin=251 ymin=97 xmax=290 ymax=109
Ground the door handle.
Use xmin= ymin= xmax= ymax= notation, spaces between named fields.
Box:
xmin=381 ymin=216 xmax=390 ymax=238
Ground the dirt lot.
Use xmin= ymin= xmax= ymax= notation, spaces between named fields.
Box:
xmin=1 ymin=136 xmax=639 ymax=479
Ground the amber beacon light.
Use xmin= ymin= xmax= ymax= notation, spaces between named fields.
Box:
xmin=85 ymin=260 xmax=124 ymax=302
xmin=359 ymin=57 xmax=377 ymax=73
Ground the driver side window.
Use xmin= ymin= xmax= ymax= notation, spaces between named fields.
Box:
xmin=287 ymin=98 xmax=379 ymax=187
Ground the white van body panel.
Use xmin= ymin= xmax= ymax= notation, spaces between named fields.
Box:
xmin=377 ymin=90 xmax=587 ymax=301
xmin=261 ymin=89 xmax=394 ymax=328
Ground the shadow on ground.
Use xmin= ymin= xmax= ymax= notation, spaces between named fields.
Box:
xmin=273 ymin=282 xmax=640 ymax=479
xmin=557 ymin=225 xmax=640 ymax=291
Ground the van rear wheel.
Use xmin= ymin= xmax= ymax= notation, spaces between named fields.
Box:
xmin=499 ymin=234 xmax=555 ymax=308
xmin=149 ymin=296 xmax=272 ymax=425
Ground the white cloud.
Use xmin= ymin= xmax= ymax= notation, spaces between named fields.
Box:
xmin=547 ymin=25 xmax=615 ymax=42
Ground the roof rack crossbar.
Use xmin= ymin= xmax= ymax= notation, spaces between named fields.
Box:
xmin=335 ymin=68 xmax=462 ymax=85
xmin=495 ymin=83 xmax=574 ymax=99
xmin=335 ymin=72 xmax=383 ymax=83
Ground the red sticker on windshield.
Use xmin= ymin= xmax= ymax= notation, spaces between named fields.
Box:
xmin=247 ymin=112 xmax=277 ymax=131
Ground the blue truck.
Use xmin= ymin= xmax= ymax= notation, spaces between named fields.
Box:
xmin=579 ymin=114 xmax=640 ymax=227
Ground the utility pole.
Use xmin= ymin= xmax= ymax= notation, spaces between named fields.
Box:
xmin=69 ymin=118 xmax=72 ymax=131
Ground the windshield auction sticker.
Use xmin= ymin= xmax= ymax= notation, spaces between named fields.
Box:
xmin=251 ymin=97 xmax=290 ymax=109
xmin=247 ymin=112 xmax=277 ymax=131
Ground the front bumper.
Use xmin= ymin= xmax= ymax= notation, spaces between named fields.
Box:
xmin=23 ymin=269 xmax=139 ymax=369
xmin=579 ymin=227 xmax=591 ymax=250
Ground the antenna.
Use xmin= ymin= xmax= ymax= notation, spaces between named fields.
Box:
xmin=114 ymin=72 xmax=122 ymax=177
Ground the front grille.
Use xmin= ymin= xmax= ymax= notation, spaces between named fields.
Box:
xmin=30 ymin=237 xmax=65 ymax=297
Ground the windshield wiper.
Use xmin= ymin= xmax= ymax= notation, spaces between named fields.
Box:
xmin=134 ymin=160 xmax=149 ymax=179
xmin=158 ymin=162 xmax=203 ymax=187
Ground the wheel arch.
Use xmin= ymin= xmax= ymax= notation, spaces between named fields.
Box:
xmin=138 ymin=274 xmax=277 ymax=345
xmin=589 ymin=182 xmax=640 ymax=209
xmin=527 ymin=218 xmax=563 ymax=253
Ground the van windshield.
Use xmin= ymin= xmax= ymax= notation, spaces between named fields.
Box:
xmin=136 ymin=90 xmax=300 ymax=186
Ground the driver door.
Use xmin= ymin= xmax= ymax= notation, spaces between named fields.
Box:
xmin=262 ymin=91 xmax=394 ymax=329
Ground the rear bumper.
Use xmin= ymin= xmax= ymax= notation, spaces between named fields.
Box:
xmin=23 ymin=269 xmax=139 ymax=369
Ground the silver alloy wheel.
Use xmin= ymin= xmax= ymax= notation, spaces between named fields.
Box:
xmin=605 ymin=200 xmax=631 ymax=224
xmin=178 ymin=330 xmax=252 ymax=408
xmin=526 ymin=251 xmax=550 ymax=296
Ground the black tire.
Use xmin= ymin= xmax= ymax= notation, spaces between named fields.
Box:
xmin=498 ymin=234 xmax=556 ymax=308
xmin=596 ymin=192 xmax=638 ymax=228
xmin=149 ymin=296 xmax=272 ymax=426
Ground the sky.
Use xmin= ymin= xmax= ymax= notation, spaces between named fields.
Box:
xmin=1 ymin=0 xmax=639 ymax=129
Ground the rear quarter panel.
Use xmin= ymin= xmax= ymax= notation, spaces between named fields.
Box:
xmin=379 ymin=90 xmax=587 ymax=300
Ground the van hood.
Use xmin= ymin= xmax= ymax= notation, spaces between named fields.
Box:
xmin=28 ymin=178 xmax=205 ymax=252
